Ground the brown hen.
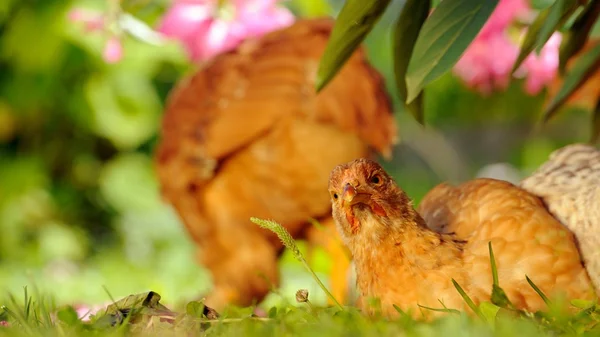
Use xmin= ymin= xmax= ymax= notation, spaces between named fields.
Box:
xmin=520 ymin=144 xmax=600 ymax=293
xmin=329 ymin=158 xmax=596 ymax=320
xmin=155 ymin=18 xmax=397 ymax=310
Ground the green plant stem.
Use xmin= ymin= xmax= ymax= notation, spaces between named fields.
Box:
xmin=298 ymin=256 xmax=343 ymax=310
xmin=250 ymin=217 xmax=344 ymax=310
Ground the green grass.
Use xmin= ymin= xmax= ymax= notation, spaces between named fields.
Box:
xmin=1 ymin=285 xmax=600 ymax=337
xmin=1 ymin=221 xmax=600 ymax=337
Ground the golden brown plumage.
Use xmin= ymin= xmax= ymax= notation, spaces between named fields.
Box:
xmin=155 ymin=18 xmax=397 ymax=309
xmin=329 ymin=158 xmax=596 ymax=320
xmin=520 ymin=143 xmax=600 ymax=293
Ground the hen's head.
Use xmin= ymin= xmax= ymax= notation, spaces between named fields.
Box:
xmin=328 ymin=158 xmax=413 ymax=243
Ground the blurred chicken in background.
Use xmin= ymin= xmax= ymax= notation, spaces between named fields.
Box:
xmin=155 ymin=18 xmax=397 ymax=310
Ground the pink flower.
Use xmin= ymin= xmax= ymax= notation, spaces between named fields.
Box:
xmin=68 ymin=7 xmax=125 ymax=64
xmin=157 ymin=0 xmax=295 ymax=62
xmin=516 ymin=33 xmax=562 ymax=95
xmin=478 ymin=0 xmax=529 ymax=38
xmin=0 ymin=321 xmax=8 ymax=327
xmin=103 ymin=36 xmax=124 ymax=63
xmin=454 ymin=32 xmax=519 ymax=95
xmin=68 ymin=8 xmax=105 ymax=32
xmin=453 ymin=0 xmax=561 ymax=96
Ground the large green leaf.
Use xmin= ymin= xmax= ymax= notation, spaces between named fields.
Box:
xmin=592 ymin=98 xmax=600 ymax=143
xmin=290 ymin=0 xmax=332 ymax=17
xmin=535 ymin=0 xmax=581 ymax=53
xmin=511 ymin=9 xmax=550 ymax=73
xmin=558 ymin=0 xmax=600 ymax=74
xmin=392 ymin=0 xmax=431 ymax=124
xmin=405 ymin=0 xmax=499 ymax=103
xmin=513 ymin=0 xmax=581 ymax=72
xmin=315 ymin=0 xmax=391 ymax=92
xmin=543 ymin=42 xmax=600 ymax=121
xmin=92 ymin=291 xmax=174 ymax=328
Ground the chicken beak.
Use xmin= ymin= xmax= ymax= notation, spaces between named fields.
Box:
xmin=342 ymin=183 xmax=370 ymax=207
xmin=343 ymin=183 xmax=357 ymax=205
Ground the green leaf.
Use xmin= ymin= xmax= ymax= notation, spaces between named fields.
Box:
xmin=186 ymin=301 xmax=206 ymax=318
xmin=405 ymin=0 xmax=499 ymax=103
xmin=489 ymin=242 xmax=499 ymax=286
xmin=513 ymin=0 xmax=581 ymax=72
xmin=85 ymin=72 xmax=161 ymax=150
xmin=392 ymin=0 xmax=431 ymax=123
xmin=186 ymin=301 xmax=220 ymax=320
xmin=479 ymin=302 xmax=501 ymax=325
xmin=56 ymin=307 xmax=80 ymax=325
xmin=92 ymin=291 xmax=173 ymax=328
xmin=452 ymin=279 xmax=485 ymax=320
xmin=268 ymin=307 xmax=278 ymax=318
xmin=392 ymin=304 xmax=407 ymax=316
xmin=559 ymin=0 xmax=600 ymax=73
xmin=543 ymin=42 xmax=600 ymax=121
xmin=535 ymin=0 xmax=581 ymax=54
xmin=525 ymin=276 xmax=551 ymax=305
xmin=418 ymin=304 xmax=461 ymax=315
xmin=570 ymin=298 xmax=596 ymax=309
xmin=512 ymin=9 xmax=551 ymax=73
xmin=315 ymin=0 xmax=391 ymax=92
xmin=592 ymin=98 xmax=600 ymax=143
xmin=488 ymin=242 xmax=514 ymax=309
xmin=290 ymin=0 xmax=332 ymax=17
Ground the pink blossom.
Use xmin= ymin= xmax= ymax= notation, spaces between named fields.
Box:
xmin=0 ymin=321 xmax=8 ymax=327
xmin=516 ymin=33 xmax=562 ymax=95
xmin=68 ymin=8 xmax=105 ymax=32
xmin=478 ymin=0 xmax=529 ymax=38
xmin=68 ymin=7 xmax=125 ymax=64
xmin=453 ymin=0 xmax=561 ymax=96
xmin=454 ymin=32 xmax=519 ymax=95
xmin=102 ymin=36 xmax=123 ymax=63
xmin=157 ymin=0 xmax=295 ymax=62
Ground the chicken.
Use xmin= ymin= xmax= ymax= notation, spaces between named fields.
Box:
xmin=520 ymin=143 xmax=600 ymax=294
xmin=155 ymin=18 xmax=397 ymax=310
xmin=328 ymin=158 xmax=596 ymax=320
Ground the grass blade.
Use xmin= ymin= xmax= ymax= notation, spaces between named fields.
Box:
xmin=488 ymin=242 xmax=514 ymax=309
xmin=418 ymin=304 xmax=461 ymax=315
xmin=250 ymin=217 xmax=343 ymax=310
xmin=452 ymin=278 xmax=485 ymax=320
xmin=526 ymin=275 xmax=550 ymax=305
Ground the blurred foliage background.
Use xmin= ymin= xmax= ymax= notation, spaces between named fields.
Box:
xmin=0 ymin=0 xmax=598 ymax=309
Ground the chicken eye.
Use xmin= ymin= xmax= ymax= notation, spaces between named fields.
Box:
xmin=370 ymin=175 xmax=382 ymax=185
xmin=333 ymin=193 xmax=338 ymax=199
